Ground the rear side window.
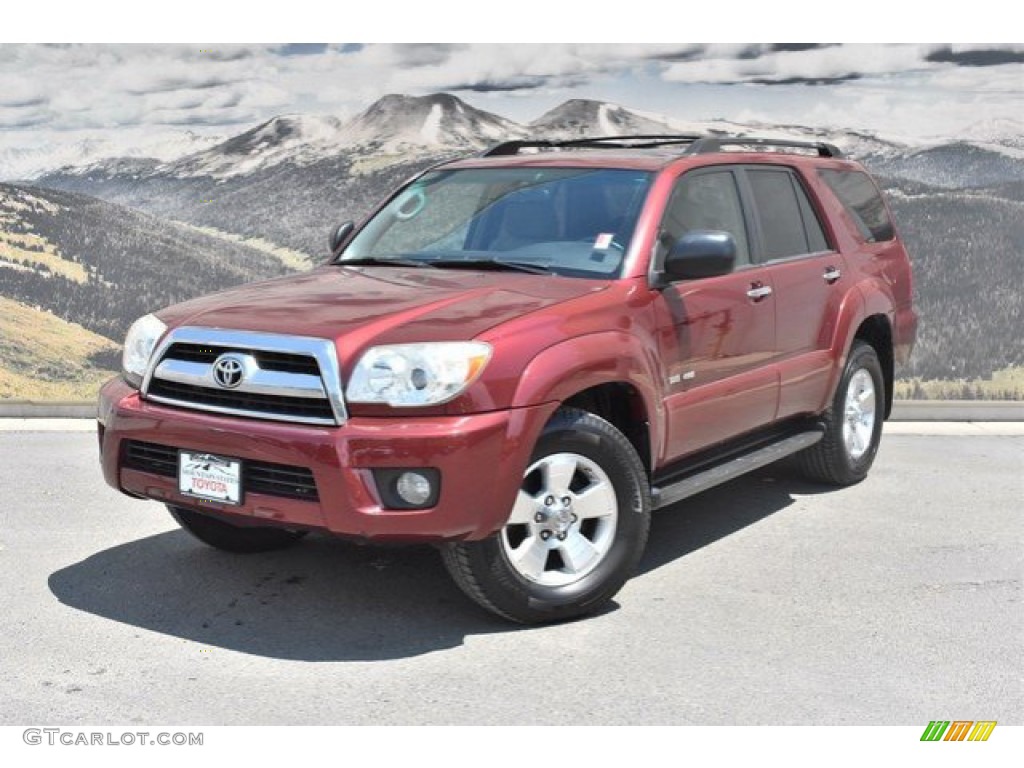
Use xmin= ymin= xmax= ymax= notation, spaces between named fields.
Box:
xmin=747 ymin=168 xmax=829 ymax=260
xmin=818 ymin=169 xmax=895 ymax=242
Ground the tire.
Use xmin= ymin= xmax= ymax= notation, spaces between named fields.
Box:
xmin=799 ymin=340 xmax=885 ymax=485
xmin=441 ymin=407 xmax=651 ymax=624
xmin=168 ymin=505 xmax=308 ymax=553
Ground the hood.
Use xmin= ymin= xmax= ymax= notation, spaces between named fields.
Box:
xmin=157 ymin=265 xmax=609 ymax=356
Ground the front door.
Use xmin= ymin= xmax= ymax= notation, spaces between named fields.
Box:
xmin=651 ymin=167 xmax=778 ymax=461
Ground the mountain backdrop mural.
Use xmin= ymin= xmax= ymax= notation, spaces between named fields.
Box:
xmin=1 ymin=91 xmax=1022 ymax=400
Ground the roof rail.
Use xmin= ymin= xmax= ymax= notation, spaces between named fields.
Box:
xmin=686 ymin=136 xmax=842 ymax=158
xmin=482 ymin=134 xmax=703 ymax=156
xmin=482 ymin=134 xmax=843 ymax=159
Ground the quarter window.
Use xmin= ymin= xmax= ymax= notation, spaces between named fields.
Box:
xmin=818 ymin=169 xmax=895 ymax=242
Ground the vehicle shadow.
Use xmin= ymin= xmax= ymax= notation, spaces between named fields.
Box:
xmin=48 ymin=530 xmax=506 ymax=662
xmin=640 ymin=458 xmax=835 ymax=574
xmin=48 ymin=460 xmax=831 ymax=661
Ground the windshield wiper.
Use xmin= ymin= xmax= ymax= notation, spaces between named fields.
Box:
xmin=337 ymin=256 xmax=436 ymax=269
xmin=429 ymin=258 xmax=551 ymax=275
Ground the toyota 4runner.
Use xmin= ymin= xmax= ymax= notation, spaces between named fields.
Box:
xmin=98 ymin=134 xmax=917 ymax=623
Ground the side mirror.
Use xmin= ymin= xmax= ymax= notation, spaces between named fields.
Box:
xmin=329 ymin=221 xmax=355 ymax=255
xmin=664 ymin=230 xmax=736 ymax=280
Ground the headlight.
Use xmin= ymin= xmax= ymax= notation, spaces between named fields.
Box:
xmin=346 ymin=342 xmax=492 ymax=407
xmin=122 ymin=313 xmax=167 ymax=388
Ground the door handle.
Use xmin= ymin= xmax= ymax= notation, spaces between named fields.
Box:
xmin=823 ymin=266 xmax=842 ymax=284
xmin=746 ymin=284 xmax=773 ymax=301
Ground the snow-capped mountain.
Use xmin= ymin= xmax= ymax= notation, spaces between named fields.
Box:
xmin=10 ymin=91 xmax=1024 ymax=185
xmin=166 ymin=114 xmax=346 ymax=179
xmin=531 ymin=100 xmax=679 ymax=137
xmin=33 ymin=92 xmax=1024 ymax=257
xmin=528 ymin=99 xmax=916 ymax=162
xmin=699 ymin=119 xmax=910 ymax=160
xmin=0 ymin=130 xmax=223 ymax=182
xmin=46 ymin=94 xmax=526 ymax=184
xmin=340 ymin=93 xmax=525 ymax=151
xmin=27 ymin=93 xmax=1022 ymax=190
xmin=959 ymin=118 xmax=1024 ymax=153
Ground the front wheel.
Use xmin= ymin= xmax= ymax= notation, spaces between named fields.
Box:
xmin=442 ymin=408 xmax=651 ymax=624
xmin=798 ymin=340 xmax=885 ymax=485
xmin=168 ymin=505 xmax=308 ymax=553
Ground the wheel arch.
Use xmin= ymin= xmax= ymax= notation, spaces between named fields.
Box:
xmin=510 ymin=332 xmax=661 ymax=473
xmin=827 ymin=282 xmax=896 ymax=418
xmin=562 ymin=382 xmax=652 ymax=474
xmin=852 ymin=314 xmax=894 ymax=418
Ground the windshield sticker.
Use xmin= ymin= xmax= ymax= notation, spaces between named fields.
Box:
xmin=594 ymin=233 xmax=614 ymax=250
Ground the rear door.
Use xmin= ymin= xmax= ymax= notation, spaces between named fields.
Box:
xmin=652 ymin=167 xmax=778 ymax=460
xmin=742 ymin=166 xmax=843 ymax=418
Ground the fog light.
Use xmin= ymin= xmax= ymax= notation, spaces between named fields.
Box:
xmin=372 ymin=467 xmax=440 ymax=509
xmin=395 ymin=471 xmax=432 ymax=506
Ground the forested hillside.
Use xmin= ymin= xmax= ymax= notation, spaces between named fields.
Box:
xmin=0 ymin=184 xmax=290 ymax=347
xmin=885 ymin=181 xmax=1024 ymax=381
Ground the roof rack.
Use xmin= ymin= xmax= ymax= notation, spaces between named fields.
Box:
xmin=684 ymin=136 xmax=841 ymax=158
xmin=483 ymin=135 xmax=703 ymax=156
xmin=482 ymin=134 xmax=842 ymax=159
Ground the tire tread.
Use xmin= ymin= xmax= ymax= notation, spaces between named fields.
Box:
xmin=440 ymin=545 xmax=520 ymax=623
xmin=798 ymin=341 xmax=884 ymax=486
xmin=441 ymin=407 xmax=650 ymax=624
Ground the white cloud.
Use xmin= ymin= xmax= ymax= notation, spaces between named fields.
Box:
xmin=662 ymin=44 xmax=935 ymax=84
xmin=0 ymin=43 xmax=1020 ymax=170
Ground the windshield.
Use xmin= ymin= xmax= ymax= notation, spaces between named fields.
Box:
xmin=339 ymin=167 xmax=653 ymax=278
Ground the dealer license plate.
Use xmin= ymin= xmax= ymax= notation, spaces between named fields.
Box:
xmin=178 ymin=451 xmax=242 ymax=505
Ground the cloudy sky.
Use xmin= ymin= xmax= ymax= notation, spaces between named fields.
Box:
xmin=0 ymin=43 xmax=1021 ymax=175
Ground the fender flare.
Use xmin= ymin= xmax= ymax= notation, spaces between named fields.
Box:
xmin=823 ymin=281 xmax=895 ymax=405
xmin=511 ymin=331 xmax=663 ymax=462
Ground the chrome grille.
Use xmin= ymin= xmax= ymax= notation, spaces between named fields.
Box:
xmin=141 ymin=327 xmax=346 ymax=426
xmin=164 ymin=343 xmax=321 ymax=376
xmin=146 ymin=379 xmax=336 ymax=421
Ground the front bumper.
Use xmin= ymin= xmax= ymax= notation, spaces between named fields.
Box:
xmin=98 ymin=377 xmax=556 ymax=541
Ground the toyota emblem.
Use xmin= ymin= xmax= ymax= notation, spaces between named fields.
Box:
xmin=212 ymin=354 xmax=246 ymax=389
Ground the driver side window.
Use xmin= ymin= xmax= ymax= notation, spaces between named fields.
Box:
xmin=659 ymin=169 xmax=750 ymax=269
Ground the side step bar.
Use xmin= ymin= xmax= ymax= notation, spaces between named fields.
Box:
xmin=651 ymin=429 xmax=824 ymax=510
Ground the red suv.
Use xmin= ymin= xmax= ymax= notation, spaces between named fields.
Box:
xmin=98 ymin=135 xmax=917 ymax=623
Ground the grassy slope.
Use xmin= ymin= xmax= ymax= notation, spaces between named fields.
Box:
xmin=0 ymin=183 xmax=302 ymax=402
xmin=0 ymin=297 xmax=118 ymax=400
xmin=0 ymin=187 xmax=88 ymax=282
xmin=894 ymin=365 xmax=1024 ymax=401
xmin=174 ymin=221 xmax=314 ymax=272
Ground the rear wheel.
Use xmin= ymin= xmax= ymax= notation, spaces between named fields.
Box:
xmin=799 ymin=340 xmax=885 ymax=485
xmin=442 ymin=408 xmax=651 ymax=624
xmin=168 ymin=505 xmax=307 ymax=553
